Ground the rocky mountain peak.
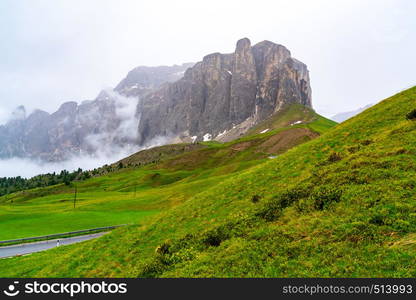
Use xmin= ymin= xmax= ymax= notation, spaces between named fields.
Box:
xmin=11 ymin=105 xmax=26 ymax=121
xmin=235 ymin=37 xmax=251 ymax=51
xmin=26 ymin=109 xmax=49 ymax=122
xmin=136 ymin=38 xmax=312 ymax=144
xmin=56 ymin=102 xmax=78 ymax=114
xmin=115 ymin=63 xmax=194 ymax=98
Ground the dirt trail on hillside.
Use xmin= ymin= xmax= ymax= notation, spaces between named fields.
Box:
xmin=258 ymin=128 xmax=319 ymax=154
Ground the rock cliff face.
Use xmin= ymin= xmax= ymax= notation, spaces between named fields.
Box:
xmin=136 ymin=38 xmax=311 ymax=144
xmin=115 ymin=63 xmax=194 ymax=97
xmin=0 ymin=93 xmax=121 ymax=161
xmin=0 ymin=38 xmax=312 ymax=162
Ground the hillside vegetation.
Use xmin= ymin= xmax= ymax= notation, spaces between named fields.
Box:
xmin=3 ymin=86 xmax=415 ymax=277
xmin=1 ymin=86 xmax=415 ymax=277
xmin=11 ymin=86 xmax=410 ymax=278
xmin=0 ymin=88 xmax=416 ymax=277
xmin=2 ymin=86 xmax=415 ymax=277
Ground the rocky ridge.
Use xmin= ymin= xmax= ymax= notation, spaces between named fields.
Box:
xmin=136 ymin=38 xmax=311 ymax=144
xmin=0 ymin=64 xmax=192 ymax=161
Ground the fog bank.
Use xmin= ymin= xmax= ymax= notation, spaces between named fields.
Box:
xmin=0 ymin=135 xmax=172 ymax=178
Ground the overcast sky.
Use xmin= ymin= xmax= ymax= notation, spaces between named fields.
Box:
xmin=0 ymin=0 xmax=415 ymax=123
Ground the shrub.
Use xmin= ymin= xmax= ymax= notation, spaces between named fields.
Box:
xmin=406 ymin=109 xmax=416 ymax=120
xmin=360 ymin=139 xmax=373 ymax=146
xmin=200 ymin=220 xmax=252 ymax=247
xmin=347 ymin=145 xmax=360 ymax=154
xmin=168 ymin=234 xmax=197 ymax=253
xmin=166 ymin=247 xmax=197 ymax=265
xmin=155 ymin=241 xmax=171 ymax=255
xmin=251 ymin=194 xmax=261 ymax=203
xmin=310 ymin=186 xmax=343 ymax=210
xmin=327 ymin=152 xmax=343 ymax=163
xmin=139 ymin=256 xmax=170 ymax=278
xmin=81 ymin=172 xmax=91 ymax=180
xmin=256 ymin=185 xmax=310 ymax=221
xmin=202 ymin=226 xmax=230 ymax=247
xmin=395 ymin=148 xmax=408 ymax=155
xmin=369 ymin=214 xmax=385 ymax=226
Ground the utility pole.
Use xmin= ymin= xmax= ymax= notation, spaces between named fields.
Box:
xmin=134 ymin=184 xmax=137 ymax=198
xmin=73 ymin=185 xmax=77 ymax=209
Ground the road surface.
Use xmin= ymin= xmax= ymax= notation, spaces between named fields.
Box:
xmin=0 ymin=232 xmax=107 ymax=259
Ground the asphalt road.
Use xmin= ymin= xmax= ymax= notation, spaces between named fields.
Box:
xmin=0 ymin=232 xmax=107 ymax=259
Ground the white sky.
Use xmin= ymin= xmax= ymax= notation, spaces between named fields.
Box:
xmin=0 ymin=0 xmax=415 ymax=122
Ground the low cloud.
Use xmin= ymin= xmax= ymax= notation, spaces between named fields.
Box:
xmin=0 ymin=134 xmax=172 ymax=178
xmin=83 ymin=90 xmax=140 ymax=154
xmin=0 ymin=155 xmax=117 ymax=178
xmin=0 ymin=90 xmax=174 ymax=178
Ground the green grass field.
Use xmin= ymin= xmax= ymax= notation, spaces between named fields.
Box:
xmin=20 ymin=99 xmax=416 ymax=277
xmin=0 ymin=104 xmax=332 ymax=243
xmin=0 ymin=167 xmax=229 ymax=240
xmin=1 ymin=85 xmax=415 ymax=276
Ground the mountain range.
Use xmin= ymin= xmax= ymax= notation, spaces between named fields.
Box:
xmin=0 ymin=63 xmax=192 ymax=161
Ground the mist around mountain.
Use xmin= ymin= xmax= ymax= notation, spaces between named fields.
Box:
xmin=0 ymin=64 xmax=192 ymax=177
xmin=330 ymin=104 xmax=373 ymax=123
xmin=0 ymin=38 xmax=313 ymax=178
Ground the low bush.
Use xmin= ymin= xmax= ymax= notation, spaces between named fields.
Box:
xmin=361 ymin=139 xmax=373 ymax=146
xmin=251 ymin=194 xmax=261 ymax=203
xmin=140 ymin=256 xmax=170 ymax=278
xmin=256 ymin=185 xmax=310 ymax=221
xmin=202 ymin=225 xmax=232 ymax=247
xmin=327 ymin=152 xmax=343 ymax=163
xmin=369 ymin=214 xmax=385 ymax=226
xmin=155 ymin=241 xmax=171 ymax=255
xmin=406 ymin=109 xmax=416 ymax=120
xmin=310 ymin=186 xmax=343 ymax=210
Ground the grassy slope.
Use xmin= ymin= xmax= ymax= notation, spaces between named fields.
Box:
xmin=0 ymin=105 xmax=330 ymax=242
xmin=0 ymin=86 xmax=413 ymax=277
xmin=2 ymin=87 xmax=414 ymax=277
xmin=246 ymin=103 xmax=334 ymax=135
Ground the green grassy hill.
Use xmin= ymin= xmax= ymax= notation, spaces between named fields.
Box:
xmin=0 ymin=104 xmax=332 ymax=242
xmin=4 ymin=87 xmax=416 ymax=277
